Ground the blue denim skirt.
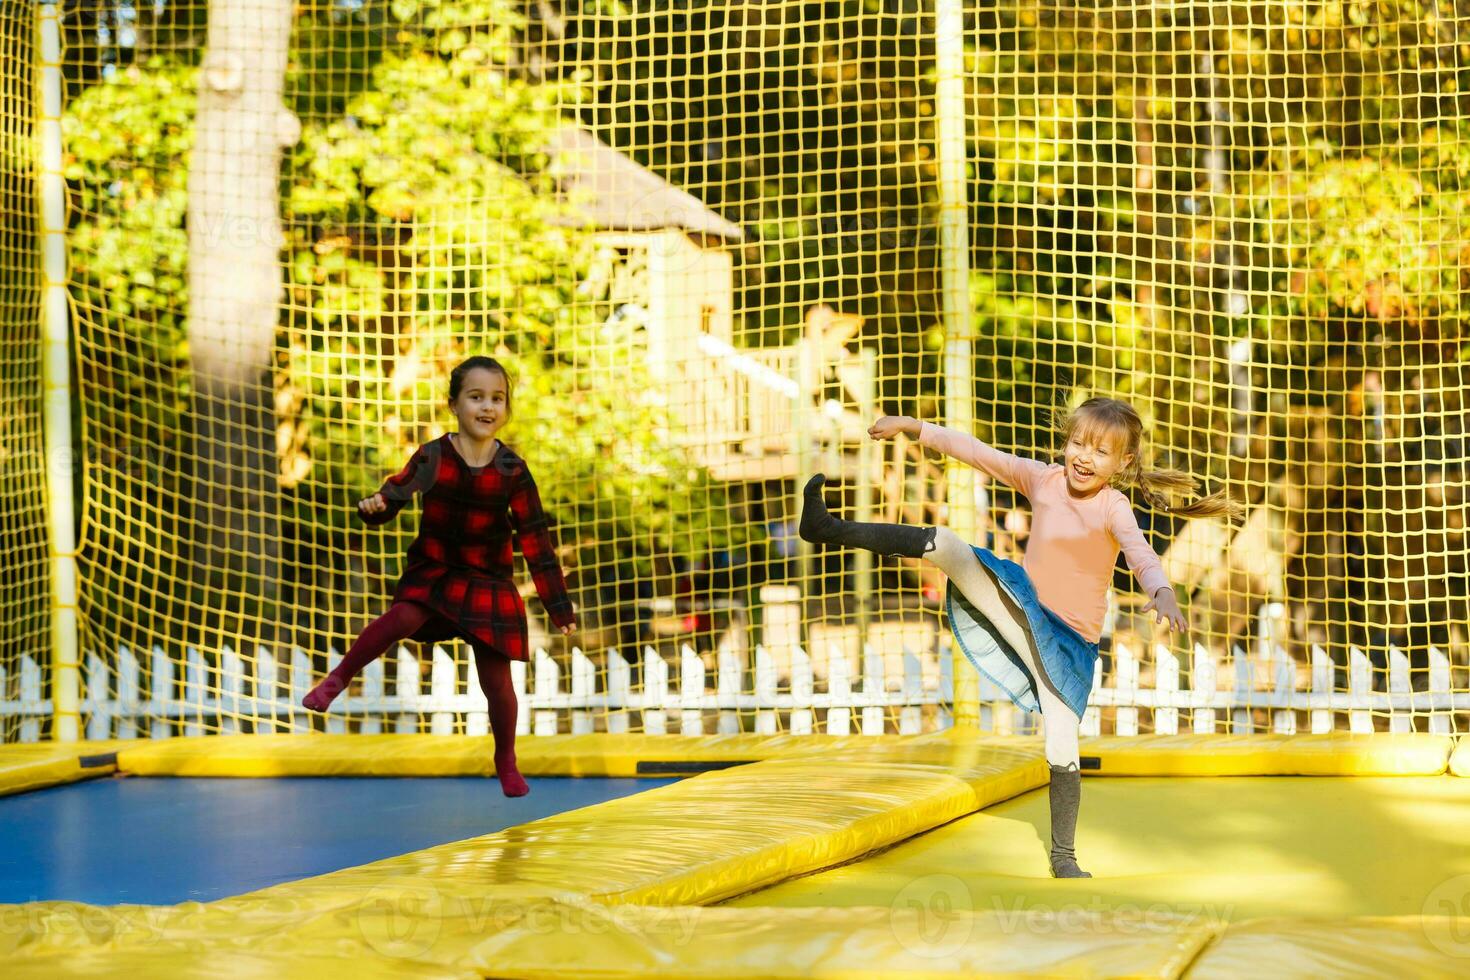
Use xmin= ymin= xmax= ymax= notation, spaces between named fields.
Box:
xmin=945 ymin=544 xmax=1098 ymax=721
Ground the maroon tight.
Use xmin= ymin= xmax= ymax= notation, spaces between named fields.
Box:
xmin=302 ymin=601 xmax=528 ymax=796
xmin=304 ymin=601 xmax=433 ymax=708
xmin=472 ymin=648 xmax=527 ymax=796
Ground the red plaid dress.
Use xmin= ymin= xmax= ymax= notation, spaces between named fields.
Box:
xmin=357 ymin=433 xmax=575 ymax=661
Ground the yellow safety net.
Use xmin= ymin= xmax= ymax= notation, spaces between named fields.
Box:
xmin=6 ymin=0 xmax=1470 ymax=741
xmin=0 ymin=0 xmax=50 ymax=745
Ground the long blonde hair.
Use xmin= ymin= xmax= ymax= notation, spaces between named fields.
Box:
xmin=1049 ymin=397 xmax=1246 ymax=522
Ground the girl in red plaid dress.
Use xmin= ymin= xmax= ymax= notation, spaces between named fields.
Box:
xmin=303 ymin=356 xmax=577 ymax=797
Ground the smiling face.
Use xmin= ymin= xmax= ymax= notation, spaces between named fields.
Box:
xmin=449 ymin=366 xmax=510 ymax=441
xmin=1063 ymin=418 xmax=1134 ymax=496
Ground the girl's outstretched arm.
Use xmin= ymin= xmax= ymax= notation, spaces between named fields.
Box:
xmin=888 ymin=416 xmax=1050 ymax=498
xmin=1106 ymin=494 xmax=1186 ymax=631
xmin=358 ymin=440 xmax=441 ymax=526
xmin=507 ymin=461 xmax=577 ymax=633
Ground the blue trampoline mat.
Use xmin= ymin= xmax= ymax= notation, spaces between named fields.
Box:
xmin=0 ymin=774 xmax=674 ymax=905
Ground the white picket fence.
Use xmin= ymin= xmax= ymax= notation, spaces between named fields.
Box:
xmin=1079 ymin=641 xmax=1464 ymax=736
xmin=1 ymin=640 xmax=1466 ymax=741
xmin=0 ymin=641 xmax=953 ymax=742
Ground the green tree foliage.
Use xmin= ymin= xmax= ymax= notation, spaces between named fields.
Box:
xmin=63 ymin=63 xmax=193 ymax=490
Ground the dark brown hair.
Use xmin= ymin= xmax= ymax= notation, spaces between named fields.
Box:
xmin=1049 ymin=396 xmax=1246 ymax=522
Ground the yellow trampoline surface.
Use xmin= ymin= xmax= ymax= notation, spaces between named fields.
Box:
xmin=3 ymin=732 xmax=1470 ymax=978
xmin=725 ymin=775 xmax=1470 ymax=923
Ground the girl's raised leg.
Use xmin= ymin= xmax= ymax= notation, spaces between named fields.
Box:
xmin=799 ymin=474 xmax=938 ymax=556
xmin=303 ymin=601 xmax=434 ymax=712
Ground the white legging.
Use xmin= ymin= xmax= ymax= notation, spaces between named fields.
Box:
xmin=925 ymin=526 xmax=1081 ymax=770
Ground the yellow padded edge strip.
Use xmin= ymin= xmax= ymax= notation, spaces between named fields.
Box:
xmin=231 ymin=740 xmax=1049 ymax=909
xmin=0 ymin=741 xmax=122 ymax=797
xmin=1077 ymin=732 xmax=1452 ymax=776
xmin=106 ymin=731 xmax=1453 ymax=780
xmin=110 ymin=732 xmax=901 ymax=778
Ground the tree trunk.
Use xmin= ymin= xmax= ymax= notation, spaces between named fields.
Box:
xmin=184 ymin=0 xmax=299 ymax=651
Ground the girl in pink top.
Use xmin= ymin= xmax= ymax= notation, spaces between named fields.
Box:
xmin=801 ymin=397 xmax=1241 ymax=877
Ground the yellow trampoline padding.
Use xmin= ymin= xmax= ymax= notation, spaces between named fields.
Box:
xmin=0 ymin=740 xmax=122 ymax=798
xmin=115 ymin=733 xmax=500 ymax=777
xmin=1450 ymin=735 xmax=1470 ymax=776
xmin=229 ymin=740 xmax=1048 ymax=910
xmin=4 ymin=944 xmax=479 ymax=980
xmin=106 ymin=731 xmax=1450 ymax=779
xmin=460 ymin=900 xmax=1222 ymax=979
xmin=8 ymin=735 xmax=1470 ymax=978
xmin=0 ymin=900 xmax=179 ymax=960
xmin=1187 ymin=915 xmax=1470 ymax=979
xmin=730 ymin=775 xmax=1470 ymax=922
xmin=1 ymin=897 xmax=1217 ymax=979
xmin=1077 ymin=732 xmax=1451 ymax=776
xmin=111 ymin=732 xmax=902 ymax=778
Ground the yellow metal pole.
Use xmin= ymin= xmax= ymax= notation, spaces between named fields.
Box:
xmin=37 ymin=1 xmax=81 ymax=742
xmin=936 ymin=0 xmax=978 ymax=729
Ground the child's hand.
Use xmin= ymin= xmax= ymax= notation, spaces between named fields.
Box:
xmin=358 ymin=492 xmax=386 ymax=514
xmin=1142 ymin=588 xmax=1188 ymax=633
xmin=868 ymin=415 xmax=915 ymax=441
xmin=559 ymin=620 xmax=577 ymax=636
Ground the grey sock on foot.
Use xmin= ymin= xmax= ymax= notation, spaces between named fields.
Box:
xmin=799 ymin=474 xmax=840 ymax=543
xmin=1048 ymin=762 xmax=1092 ymax=878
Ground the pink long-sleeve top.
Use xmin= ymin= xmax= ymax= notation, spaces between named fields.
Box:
xmin=918 ymin=421 xmax=1171 ymax=643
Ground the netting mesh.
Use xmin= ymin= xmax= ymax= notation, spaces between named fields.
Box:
xmin=7 ymin=0 xmax=1470 ymax=741
xmin=1 ymin=0 xmax=50 ymax=743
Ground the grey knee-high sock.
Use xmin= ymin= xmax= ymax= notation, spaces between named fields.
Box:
xmin=1048 ymin=763 xmax=1092 ymax=878
xmin=799 ymin=474 xmax=936 ymax=557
